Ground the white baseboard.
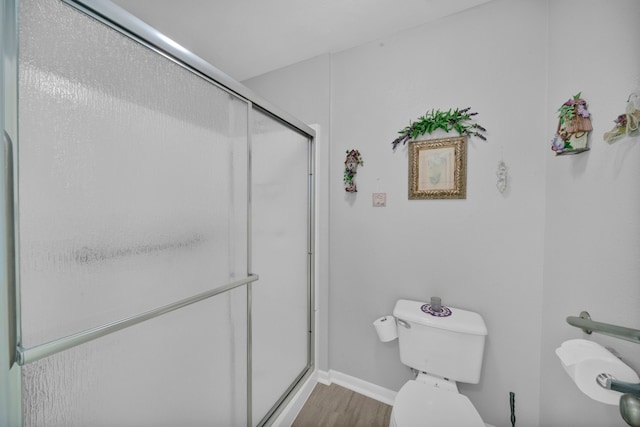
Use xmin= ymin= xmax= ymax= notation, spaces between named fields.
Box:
xmin=316 ymin=369 xmax=331 ymax=386
xmin=321 ymin=369 xmax=397 ymax=406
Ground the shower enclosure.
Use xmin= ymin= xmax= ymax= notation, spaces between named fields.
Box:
xmin=0 ymin=0 xmax=315 ymax=425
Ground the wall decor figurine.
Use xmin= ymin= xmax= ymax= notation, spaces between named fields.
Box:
xmin=496 ymin=161 xmax=508 ymax=194
xmin=603 ymin=92 xmax=640 ymax=143
xmin=391 ymin=107 xmax=486 ymax=150
xmin=344 ymin=149 xmax=363 ymax=193
xmin=551 ymin=92 xmax=592 ymax=155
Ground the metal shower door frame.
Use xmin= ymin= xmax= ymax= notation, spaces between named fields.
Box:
xmin=1 ymin=0 xmax=22 ymax=423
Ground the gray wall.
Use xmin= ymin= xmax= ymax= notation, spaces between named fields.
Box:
xmin=245 ymin=1 xmax=640 ymax=426
xmin=245 ymin=55 xmax=332 ymax=372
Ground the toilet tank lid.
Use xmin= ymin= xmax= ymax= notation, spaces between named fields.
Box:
xmin=393 ymin=299 xmax=488 ymax=336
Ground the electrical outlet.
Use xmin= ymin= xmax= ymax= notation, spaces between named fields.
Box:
xmin=372 ymin=193 xmax=386 ymax=207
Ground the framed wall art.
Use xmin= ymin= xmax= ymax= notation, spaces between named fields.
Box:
xmin=408 ymin=136 xmax=467 ymax=200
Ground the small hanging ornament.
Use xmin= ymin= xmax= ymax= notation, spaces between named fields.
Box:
xmin=551 ymin=92 xmax=592 ymax=155
xmin=603 ymin=92 xmax=640 ymax=143
xmin=344 ymin=149 xmax=363 ymax=193
xmin=496 ymin=161 xmax=508 ymax=194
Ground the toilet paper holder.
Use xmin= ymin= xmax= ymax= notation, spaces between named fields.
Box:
xmin=598 ymin=374 xmax=640 ymax=427
xmin=564 ymin=312 xmax=640 ymax=426
xmin=597 ymin=373 xmax=640 ymax=398
xmin=566 ymin=311 xmax=640 ymax=345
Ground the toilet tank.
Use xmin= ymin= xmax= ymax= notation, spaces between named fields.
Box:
xmin=393 ymin=299 xmax=488 ymax=384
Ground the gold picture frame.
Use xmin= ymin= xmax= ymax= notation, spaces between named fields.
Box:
xmin=408 ymin=135 xmax=467 ymax=199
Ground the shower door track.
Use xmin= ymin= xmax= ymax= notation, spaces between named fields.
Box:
xmin=63 ymin=0 xmax=314 ymax=140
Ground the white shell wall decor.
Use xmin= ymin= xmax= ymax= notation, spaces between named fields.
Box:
xmin=496 ymin=161 xmax=508 ymax=193
xmin=603 ymin=91 xmax=640 ymax=143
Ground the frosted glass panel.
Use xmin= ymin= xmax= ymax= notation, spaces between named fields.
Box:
xmin=251 ymin=109 xmax=310 ymax=425
xmin=22 ymin=287 xmax=247 ymax=427
xmin=18 ymin=0 xmax=248 ymax=347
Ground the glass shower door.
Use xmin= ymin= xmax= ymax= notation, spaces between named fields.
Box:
xmin=2 ymin=0 xmax=315 ymax=424
xmin=16 ymin=0 xmax=251 ymax=424
xmin=251 ymin=109 xmax=312 ymax=426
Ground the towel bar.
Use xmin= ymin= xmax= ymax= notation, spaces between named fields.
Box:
xmin=567 ymin=311 xmax=640 ymax=344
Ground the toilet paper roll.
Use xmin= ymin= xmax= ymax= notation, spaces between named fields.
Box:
xmin=556 ymin=339 xmax=640 ymax=405
xmin=373 ymin=315 xmax=398 ymax=342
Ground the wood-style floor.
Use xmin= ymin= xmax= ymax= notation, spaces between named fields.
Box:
xmin=292 ymin=383 xmax=392 ymax=427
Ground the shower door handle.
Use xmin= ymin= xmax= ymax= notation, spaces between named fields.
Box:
xmin=3 ymin=130 xmax=17 ymax=367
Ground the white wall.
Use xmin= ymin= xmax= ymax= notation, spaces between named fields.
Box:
xmin=245 ymin=1 xmax=640 ymax=426
xmin=540 ymin=1 xmax=640 ymax=426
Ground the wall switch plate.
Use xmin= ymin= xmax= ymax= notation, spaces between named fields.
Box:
xmin=373 ymin=193 xmax=386 ymax=207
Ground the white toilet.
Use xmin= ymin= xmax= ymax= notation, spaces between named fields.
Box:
xmin=390 ymin=299 xmax=493 ymax=427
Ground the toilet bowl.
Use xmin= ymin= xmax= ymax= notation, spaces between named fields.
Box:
xmin=389 ymin=379 xmax=488 ymax=427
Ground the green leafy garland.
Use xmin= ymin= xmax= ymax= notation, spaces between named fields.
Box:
xmin=392 ymin=107 xmax=486 ymax=149
xmin=557 ymin=92 xmax=583 ymax=127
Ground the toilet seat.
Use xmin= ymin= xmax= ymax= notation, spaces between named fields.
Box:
xmin=391 ymin=380 xmax=485 ymax=427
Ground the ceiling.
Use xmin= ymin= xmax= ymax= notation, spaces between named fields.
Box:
xmin=111 ymin=0 xmax=492 ymax=82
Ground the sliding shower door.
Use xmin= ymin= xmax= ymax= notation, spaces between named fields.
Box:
xmin=0 ymin=0 xmax=315 ymax=424
xmin=251 ymin=109 xmax=312 ymax=426
xmin=16 ymin=0 xmax=251 ymax=424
